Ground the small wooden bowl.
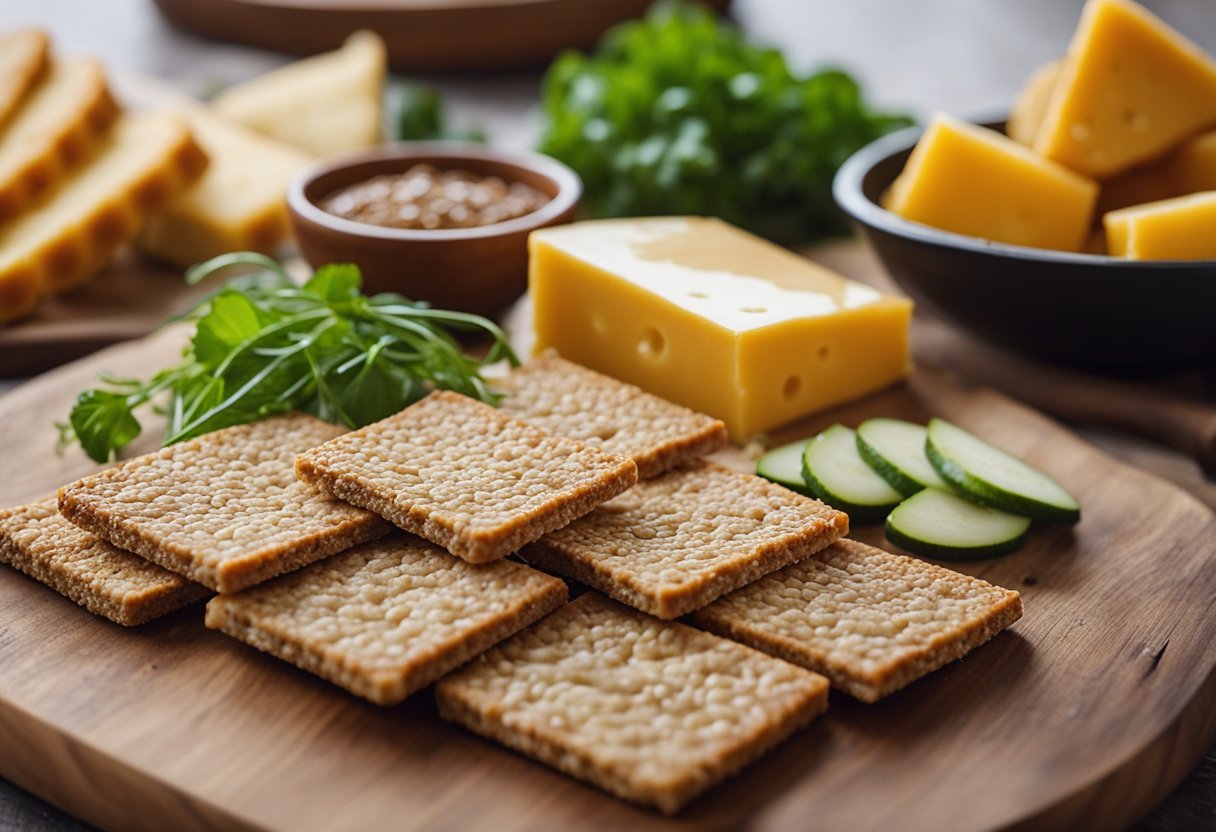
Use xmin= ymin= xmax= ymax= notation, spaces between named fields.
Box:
xmin=287 ymin=143 xmax=581 ymax=318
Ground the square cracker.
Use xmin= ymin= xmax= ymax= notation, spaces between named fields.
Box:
xmin=496 ymin=352 xmax=728 ymax=478
xmin=294 ymin=391 xmax=639 ymax=564
xmin=0 ymin=497 xmax=208 ymax=626
xmin=690 ymin=538 xmax=1023 ymax=702
xmin=58 ymin=414 xmax=391 ymax=594
xmin=436 ymin=592 xmax=829 ymax=815
xmin=520 ymin=460 xmax=848 ymax=619
xmin=205 ymin=533 xmax=567 ymax=705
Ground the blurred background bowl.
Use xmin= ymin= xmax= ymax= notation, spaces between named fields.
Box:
xmin=833 ymin=120 xmax=1216 ymax=371
xmin=288 ymin=142 xmax=580 ymax=318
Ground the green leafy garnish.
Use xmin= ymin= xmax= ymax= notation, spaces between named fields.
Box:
xmin=395 ymin=81 xmax=486 ymax=143
xmin=537 ymin=0 xmax=912 ymax=241
xmin=60 ymin=253 xmax=517 ymax=463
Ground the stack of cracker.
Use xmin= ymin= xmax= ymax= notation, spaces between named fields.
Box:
xmin=0 ymin=353 xmax=1024 ymax=815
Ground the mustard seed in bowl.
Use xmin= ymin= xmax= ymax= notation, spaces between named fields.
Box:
xmin=321 ymin=164 xmax=550 ymax=230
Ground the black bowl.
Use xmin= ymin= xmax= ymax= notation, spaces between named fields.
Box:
xmin=832 ymin=121 xmax=1216 ymax=371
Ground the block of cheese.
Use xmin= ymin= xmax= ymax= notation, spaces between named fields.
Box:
xmin=529 ymin=217 xmax=913 ymax=442
xmin=0 ymin=29 xmax=49 ymax=130
xmin=1098 ymin=128 xmax=1216 ymax=214
xmin=0 ymin=57 xmax=120 ymax=222
xmin=1006 ymin=58 xmax=1065 ymax=146
xmin=1103 ymin=191 xmax=1216 ymax=259
xmin=0 ymin=112 xmax=207 ymax=323
xmin=138 ymin=106 xmax=311 ymax=268
xmin=1034 ymin=0 xmax=1216 ymax=178
xmin=211 ymin=30 xmax=385 ymax=159
xmin=884 ymin=113 xmax=1098 ymax=251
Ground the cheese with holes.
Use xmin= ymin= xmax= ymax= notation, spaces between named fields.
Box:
xmin=1103 ymin=191 xmax=1216 ymax=259
xmin=884 ymin=113 xmax=1097 ymax=251
xmin=138 ymin=106 xmax=310 ymax=268
xmin=529 ymin=217 xmax=912 ymax=442
xmin=1034 ymin=0 xmax=1216 ymax=178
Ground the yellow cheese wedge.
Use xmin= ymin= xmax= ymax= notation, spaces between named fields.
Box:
xmin=884 ymin=113 xmax=1098 ymax=251
xmin=1034 ymin=0 xmax=1216 ymax=178
xmin=0 ymin=29 xmax=49 ymax=130
xmin=0 ymin=112 xmax=208 ymax=323
xmin=1103 ymin=191 xmax=1216 ymax=259
xmin=1007 ymin=58 xmax=1065 ymax=146
xmin=138 ymin=106 xmax=311 ymax=268
xmin=0 ymin=57 xmax=120 ymax=222
xmin=530 ymin=217 xmax=913 ymax=442
xmin=211 ymin=31 xmax=385 ymax=158
xmin=1098 ymin=128 xmax=1216 ymax=214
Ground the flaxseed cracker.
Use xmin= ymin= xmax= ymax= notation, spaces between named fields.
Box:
xmin=690 ymin=538 xmax=1023 ymax=702
xmin=520 ymin=460 xmax=847 ymax=619
xmin=436 ymin=592 xmax=829 ymax=815
xmin=497 ymin=352 xmax=727 ymax=478
xmin=294 ymin=391 xmax=639 ymax=564
xmin=0 ymin=496 xmax=207 ymax=626
xmin=206 ymin=533 xmax=567 ymax=704
xmin=58 ymin=414 xmax=391 ymax=594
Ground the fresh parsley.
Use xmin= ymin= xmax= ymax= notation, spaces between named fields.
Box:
xmin=537 ymin=0 xmax=912 ymax=241
xmin=59 ymin=252 xmax=517 ymax=463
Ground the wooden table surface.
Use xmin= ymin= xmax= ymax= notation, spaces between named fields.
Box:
xmin=0 ymin=1 xmax=1213 ymax=830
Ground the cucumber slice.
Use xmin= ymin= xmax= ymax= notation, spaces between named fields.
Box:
xmin=885 ymin=487 xmax=1031 ymax=560
xmin=856 ymin=417 xmax=947 ymax=496
xmin=801 ymin=424 xmax=903 ymax=523
xmin=756 ymin=439 xmax=812 ymax=495
xmin=926 ymin=418 xmax=1081 ymax=524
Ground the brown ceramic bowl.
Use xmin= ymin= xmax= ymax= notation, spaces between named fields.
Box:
xmin=287 ymin=142 xmax=581 ymax=318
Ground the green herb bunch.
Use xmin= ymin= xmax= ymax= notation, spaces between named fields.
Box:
xmin=537 ymin=0 xmax=912 ymax=241
xmin=61 ymin=253 xmax=516 ymax=463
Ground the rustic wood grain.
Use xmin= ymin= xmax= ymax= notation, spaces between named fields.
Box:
xmin=0 ymin=323 xmax=1213 ymax=831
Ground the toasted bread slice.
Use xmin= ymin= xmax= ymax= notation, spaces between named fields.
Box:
xmin=206 ymin=533 xmax=567 ymax=704
xmin=138 ymin=105 xmax=310 ymax=267
xmin=57 ymin=414 xmax=391 ymax=594
xmin=520 ymin=460 xmax=848 ymax=619
xmin=690 ymin=539 xmax=1023 ymax=702
xmin=295 ymin=391 xmax=639 ymax=564
xmin=0 ymin=57 xmax=120 ymax=222
xmin=0 ymin=29 xmax=49 ymax=130
xmin=497 ymin=352 xmax=728 ymax=478
xmin=0 ymin=111 xmax=207 ymax=323
xmin=211 ymin=30 xmax=385 ymax=158
xmin=437 ymin=593 xmax=829 ymax=815
xmin=0 ymin=497 xmax=208 ymax=626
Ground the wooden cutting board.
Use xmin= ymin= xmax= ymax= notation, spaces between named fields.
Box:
xmin=1 ymin=326 xmax=1214 ymax=831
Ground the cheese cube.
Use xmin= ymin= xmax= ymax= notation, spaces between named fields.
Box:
xmin=884 ymin=113 xmax=1097 ymax=251
xmin=1034 ymin=0 xmax=1216 ymax=178
xmin=1097 ymin=128 xmax=1216 ymax=214
xmin=529 ymin=217 xmax=912 ymax=442
xmin=138 ymin=106 xmax=311 ymax=268
xmin=1103 ymin=191 xmax=1216 ymax=259
xmin=1007 ymin=58 xmax=1066 ymax=146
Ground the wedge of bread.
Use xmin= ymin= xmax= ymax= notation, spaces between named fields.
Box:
xmin=138 ymin=105 xmax=310 ymax=268
xmin=0 ymin=57 xmax=121 ymax=222
xmin=0 ymin=29 xmax=49 ymax=130
xmin=0 ymin=111 xmax=207 ymax=323
xmin=211 ymin=30 xmax=385 ymax=158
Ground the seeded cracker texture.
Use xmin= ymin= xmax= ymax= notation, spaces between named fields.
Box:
xmin=519 ymin=460 xmax=848 ymax=619
xmin=294 ymin=391 xmax=639 ymax=564
xmin=0 ymin=497 xmax=208 ymax=625
xmin=57 ymin=414 xmax=391 ymax=594
xmin=205 ymin=533 xmax=567 ymax=704
xmin=436 ymin=593 xmax=829 ymax=815
xmin=690 ymin=538 xmax=1023 ymax=702
xmin=496 ymin=352 xmax=728 ymax=478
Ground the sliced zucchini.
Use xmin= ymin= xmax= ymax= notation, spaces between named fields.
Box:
xmin=856 ymin=417 xmax=947 ymax=496
xmin=801 ymin=424 xmax=903 ymax=523
xmin=885 ymin=487 xmax=1031 ymax=560
xmin=756 ymin=439 xmax=813 ymax=495
xmin=926 ymin=418 xmax=1081 ymax=524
